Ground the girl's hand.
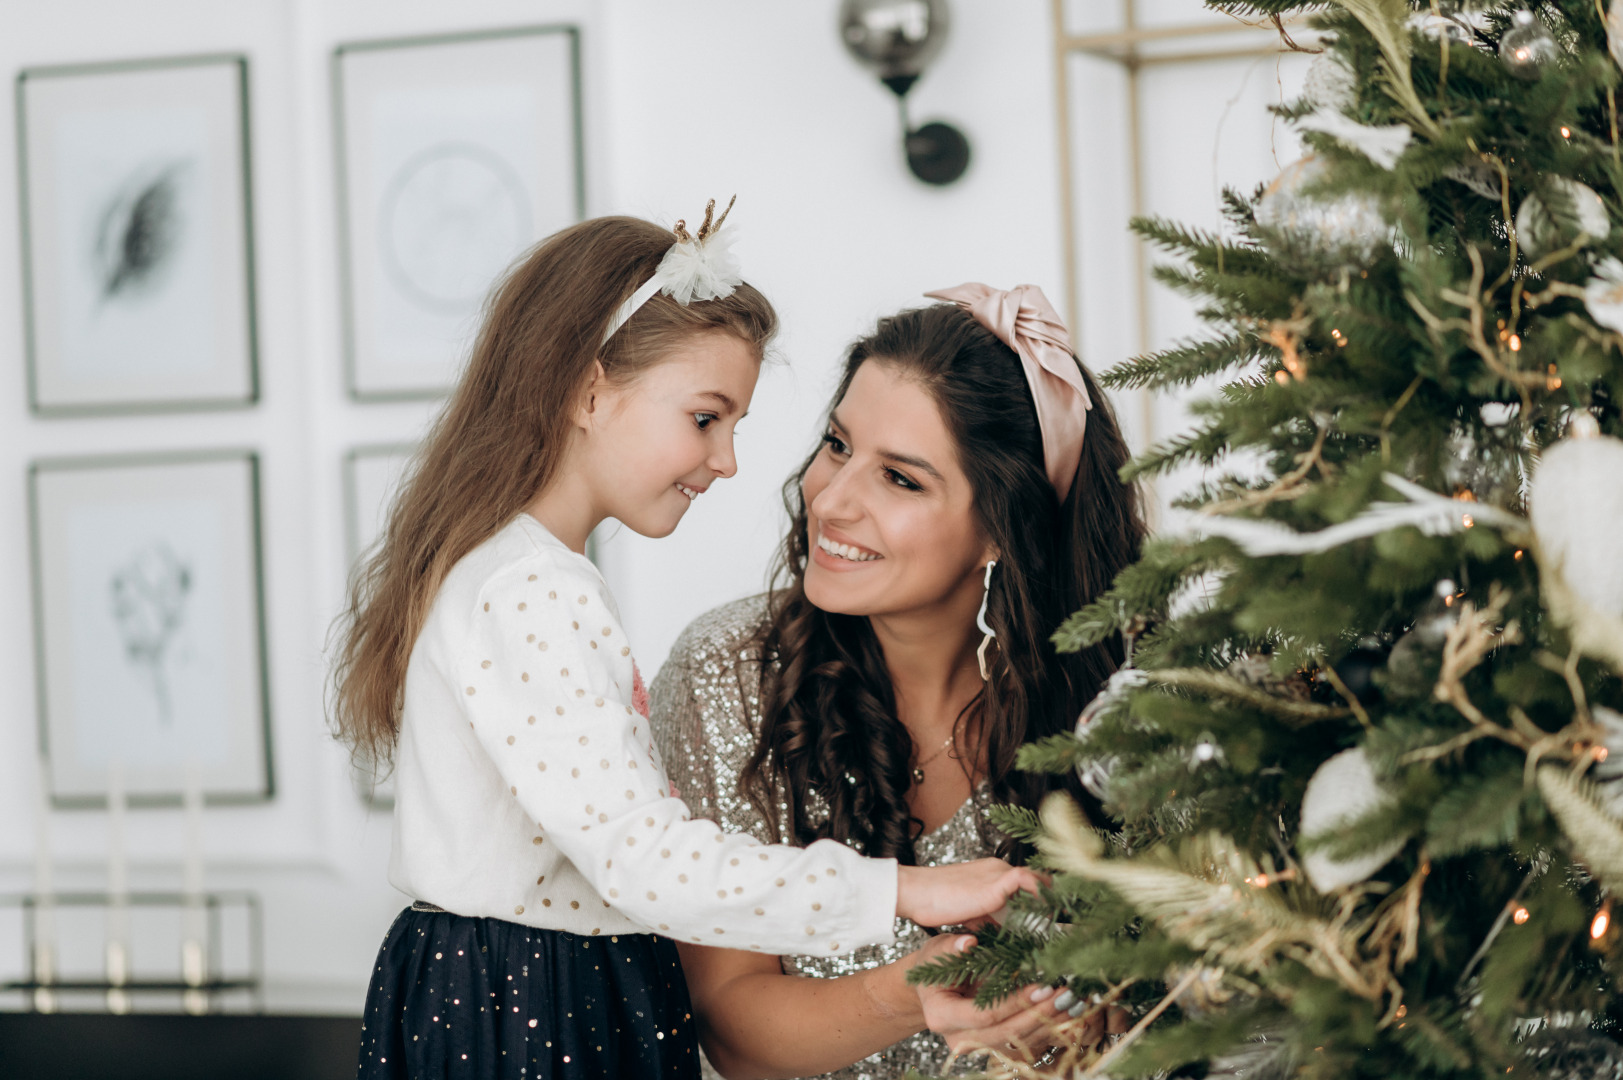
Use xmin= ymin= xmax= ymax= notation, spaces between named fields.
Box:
xmin=894 ymin=859 xmax=1040 ymax=928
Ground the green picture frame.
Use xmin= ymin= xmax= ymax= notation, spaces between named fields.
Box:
xmin=333 ymin=24 xmax=585 ymax=402
xmin=15 ymin=54 xmax=259 ymax=417
xmin=28 ymin=449 xmax=274 ymax=807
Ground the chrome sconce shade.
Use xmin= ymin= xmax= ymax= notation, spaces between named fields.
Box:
xmin=839 ymin=0 xmax=971 ymax=186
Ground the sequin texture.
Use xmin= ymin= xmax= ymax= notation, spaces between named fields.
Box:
xmin=650 ymin=597 xmax=998 ymax=1080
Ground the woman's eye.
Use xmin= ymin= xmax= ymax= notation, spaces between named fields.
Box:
xmin=693 ymin=412 xmax=718 ymax=431
xmin=884 ymin=468 xmax=922 ymax=492
xmin=821 ymin=432 xmax=849 ymax=456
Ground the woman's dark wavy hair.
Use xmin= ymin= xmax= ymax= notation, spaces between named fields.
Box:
xmin=740 ymin=303 xmax=1146 ymax=864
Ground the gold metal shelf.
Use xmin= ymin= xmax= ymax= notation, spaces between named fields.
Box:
xmin=1051 ymin=1 xmax=1319 ymax=450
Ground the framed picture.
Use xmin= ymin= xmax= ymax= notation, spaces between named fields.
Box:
xmin=16 ymin=55 xmax=258 ymax=415
xmin=29 ymin=451 xmax=272 ymax=806
xmin=334 ymin=26 xmax=584 ymax=401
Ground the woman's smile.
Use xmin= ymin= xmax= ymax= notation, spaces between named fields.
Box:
xmin=812 ymin=525 xmax=883 ymax=568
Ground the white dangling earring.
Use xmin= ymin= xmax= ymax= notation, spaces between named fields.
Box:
xmin=975 ymin=560 xmax=998 ymax=682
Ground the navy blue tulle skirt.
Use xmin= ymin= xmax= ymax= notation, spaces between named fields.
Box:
xmin=357 ymin=906 xmax=699 ymax=1079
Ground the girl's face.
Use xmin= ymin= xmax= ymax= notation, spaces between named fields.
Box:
xmin=585 ymin=330 xmax=760 ymax=539
xmin=802 ymin=360 xmax=993 ymax=620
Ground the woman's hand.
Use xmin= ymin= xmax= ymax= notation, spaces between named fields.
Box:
xmin=895 ymin=859 xmax=1040 ymax=928
xmin=910 ymin=935 xmax=1131 ymax=1060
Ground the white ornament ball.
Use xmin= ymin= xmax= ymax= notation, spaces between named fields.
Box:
xmin=1515 ymin=179 xmax=1610 ymax=256
xmin=1585 ymin=257 xmax=1623 ymax=334
xmin=1254 ymin=156 xmax=1388 ymax=266
xmin=1529 ymin=421 xmax=1623 ymax=671
xmin=1302 ymin=52 xmax=1356 ymax=112
xmin=1299 ymin=747 xmax=1409 ymax=893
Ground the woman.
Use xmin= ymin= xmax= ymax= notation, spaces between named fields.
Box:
xmin=650 ymin=285 xmax=1145 ymax=1078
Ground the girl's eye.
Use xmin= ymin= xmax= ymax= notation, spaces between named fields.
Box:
xmin=821 ymin=431 xmax=849 ymax=457
xmin=884 ymin=468 xmax=922 ymax=492
xmin=693 ymin=412 xmax=719 ymax=431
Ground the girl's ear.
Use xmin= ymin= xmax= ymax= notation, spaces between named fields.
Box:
xmin=573 ymin=359 xmax=609 ymax=430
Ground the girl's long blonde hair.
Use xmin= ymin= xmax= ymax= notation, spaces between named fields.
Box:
xmin=331 ymin=215 xmax=778 ymax=769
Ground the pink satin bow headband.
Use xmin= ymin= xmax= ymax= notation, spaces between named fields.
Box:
xmin=923 ymin=283 xmax=1093 ymax=501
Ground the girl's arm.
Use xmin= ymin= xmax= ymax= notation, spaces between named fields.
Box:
xmin=459 ymin=556 xmax=1034 ymax=954
xmin=461 ymin=556 xmax=895 ymax=954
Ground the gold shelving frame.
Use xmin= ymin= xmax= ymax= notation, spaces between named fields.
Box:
xmin=1050 ymin=2 xmax=1314 ymax=447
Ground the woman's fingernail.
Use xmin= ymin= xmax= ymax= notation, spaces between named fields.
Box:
xmin=1052 ymin=989 xmax=1076 ymax=1011
xmin=1029 ymin=986 xmax=1055 ymax=1003
xmin=956 ymin=935 xmax=976 ymax=952
xmin=1068 ymin=1000 xmax=1089 ymax=1017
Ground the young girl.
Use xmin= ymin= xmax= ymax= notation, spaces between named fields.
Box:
xmin=332 ymin=205 xmax=1036 ymax=1080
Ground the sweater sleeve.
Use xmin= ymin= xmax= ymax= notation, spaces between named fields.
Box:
xmin=457 ymin=557 xmax=898 ymax=956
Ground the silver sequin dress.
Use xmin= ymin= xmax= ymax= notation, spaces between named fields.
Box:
xmin=650 ymin=596 xmax=1000 ymax=1080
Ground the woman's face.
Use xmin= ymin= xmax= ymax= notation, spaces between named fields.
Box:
xmin=802 ymin=360 xmax=993 ymax=620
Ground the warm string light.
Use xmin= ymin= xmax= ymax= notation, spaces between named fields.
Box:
xmin=1546 ymin=364 xmax=1562 ymax=390
xmin=1560 ymin=125 xmax=1572 ymax=138
xmin=1453 ymin=489 xmax=1477 ymax=528
xmin=1508 ymin=334 xmax=1522 ymax=352
xmin=1512 ymin=906 xmax=1530 ymax=924
xmin=1514 ymin=549 xmax=1525 ymax=561
xmin=1593 ymin=899 xmax=1612 ymax=940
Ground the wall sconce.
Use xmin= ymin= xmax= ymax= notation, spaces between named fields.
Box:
xmin=839 ymin=0 xmax=971 ymax=185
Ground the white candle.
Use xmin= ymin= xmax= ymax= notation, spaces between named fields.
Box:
xmin=105 ymin=764 xmax=130 ymax=1013
xmin=33 ymin=753 xmax=57 ymax=1012
xmin=181 ymin=761 xmax=208 ymax=1011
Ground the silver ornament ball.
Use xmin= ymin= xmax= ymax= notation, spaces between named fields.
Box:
xmin=1254 ymin=156 xmax=1388 ymax=267
xmin=1499 ymin=9 xmax=1559 ymax=78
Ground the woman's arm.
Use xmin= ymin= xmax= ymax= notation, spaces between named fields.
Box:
xmin=677 ymin=940 xmax=935 ymax=1080
xmin=680 ymin=933 xmax=1080 ymax=1080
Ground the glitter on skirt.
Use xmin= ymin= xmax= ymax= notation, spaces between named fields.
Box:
xmin=650 ymin=596 xmax=1001 ymax=1080
xmin=357 ymin=906 xmax=699 ymax=1079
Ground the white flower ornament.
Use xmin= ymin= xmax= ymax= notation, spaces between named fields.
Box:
xmin=602 ymin=197 xmax=744 ymax=342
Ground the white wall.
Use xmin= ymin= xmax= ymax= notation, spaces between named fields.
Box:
xmin=0 ymin=0 xmax=1069 ymax=1012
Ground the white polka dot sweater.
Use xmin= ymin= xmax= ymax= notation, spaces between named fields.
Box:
xmin=388 ymin=513 xmax=900 ymax=954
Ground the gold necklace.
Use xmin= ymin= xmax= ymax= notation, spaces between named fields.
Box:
xmin=911 ymin=728 xmax=957 ymax=785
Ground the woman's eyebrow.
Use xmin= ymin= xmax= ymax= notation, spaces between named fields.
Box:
xmin=827 ymin=411 xmax=942 ymax=480
xmin=881 ymin=450 xmax=942 ymax=481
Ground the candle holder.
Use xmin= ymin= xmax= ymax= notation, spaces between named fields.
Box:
xmin=3 ymin=890 xmax=262 ymax=1014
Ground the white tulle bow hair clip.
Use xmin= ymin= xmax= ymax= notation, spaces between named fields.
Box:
xmin=602 ymin=196 xmax=743 ymax=342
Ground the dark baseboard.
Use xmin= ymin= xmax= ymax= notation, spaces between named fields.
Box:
xmin=0 ymin=1013 xmax=362 ymax=1080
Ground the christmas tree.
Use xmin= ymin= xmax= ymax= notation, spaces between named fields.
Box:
xmin=912 ymin=2 xmax=1623 ymax=1077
